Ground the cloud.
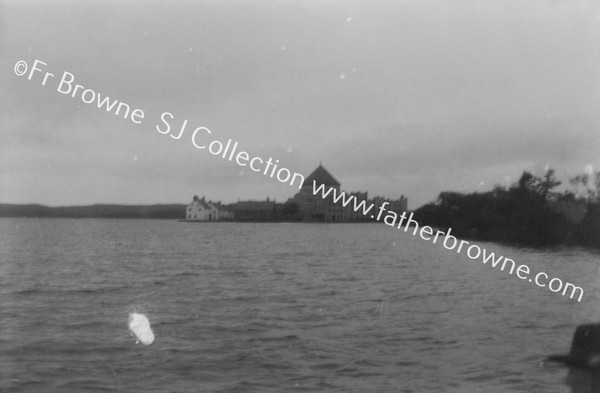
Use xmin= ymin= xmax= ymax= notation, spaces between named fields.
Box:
xmin=1 ymin=0 xmax=600 ymax=207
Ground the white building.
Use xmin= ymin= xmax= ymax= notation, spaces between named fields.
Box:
xmin=186 ymin=196 xmax=212 ymax=221
xmin=209 ymin=202 xmax=234 ymax=221
xmin=186 ymin=196 xmax=234 ymax=221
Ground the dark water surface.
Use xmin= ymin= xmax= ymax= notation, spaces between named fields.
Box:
xmin=1 ymin=218 xmax=599 ymax=392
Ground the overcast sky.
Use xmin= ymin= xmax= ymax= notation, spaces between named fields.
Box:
xmin=1 ymin=0 xmax=600 ymax=209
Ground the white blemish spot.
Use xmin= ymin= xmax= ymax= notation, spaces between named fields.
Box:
xmin=281 ymin=45 xmax=286 ymax=51
xmin=239 ymin=170 xmax=245 ymax=176
xmin=188 ymin=47 xmax=193 ymax=53
xmin=129 ymin=313 xmax=154 ymax=345
xmin=339 ymin=73 xmax=346 ymax=80
xmin=584 ymin=164 xmax=594 ymax=175
xmin=346 ymin=17 xmax=352 ymax=22
xmin=286 ymin=146 xmax=293 ymax=153
xmin=133 ymin=156 xmax=138 ymax=161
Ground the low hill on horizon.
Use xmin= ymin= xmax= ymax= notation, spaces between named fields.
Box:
xmin=0 ymin=203 xmax=187 ymax=219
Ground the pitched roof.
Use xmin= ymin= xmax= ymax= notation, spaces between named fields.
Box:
xmin=190 ymin=199 xmax=212 ymax=210
xmin=197 ymin=200 xmax=211 ymax=210
xmin=210 ymin=202 xmax=234 ymax=212
xmin=234 ymin=201 xmax=275 ymax=212
xmin=302 ymin=164 xmax=340 ymax=187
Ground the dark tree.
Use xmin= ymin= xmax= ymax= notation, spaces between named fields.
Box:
xmin=516 ymin=171 xmax=538 ymax=193
xmin=538 ymin=168 xmax=562 ymax=202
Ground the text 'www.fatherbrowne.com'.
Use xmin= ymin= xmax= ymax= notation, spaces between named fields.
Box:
xmin=312 ymin=181 xmax=585 ymax=302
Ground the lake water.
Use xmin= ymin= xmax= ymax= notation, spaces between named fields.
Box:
xmin=1 ymin=218 xmax=599 ymax=392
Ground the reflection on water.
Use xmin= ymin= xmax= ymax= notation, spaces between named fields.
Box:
xmin=0 ymin=218 xmax=599 ymax=392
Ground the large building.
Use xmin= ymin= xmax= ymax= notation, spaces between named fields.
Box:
xmin=293 ymin=164 xmax=344 ymax=221
xmin=186 ymin=163 xmax=407 ymax=222
xmin=233 ymin=199 xmax=282 ymax=221
xmin=291 ymin=164 xmax=407 ymax=222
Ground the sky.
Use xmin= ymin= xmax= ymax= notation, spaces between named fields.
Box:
xmin=1 ymin=0 xmax=600 ymax=209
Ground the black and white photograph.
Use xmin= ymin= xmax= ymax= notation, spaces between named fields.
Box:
xmin=1 ymin=1 xmax=600 ymax=392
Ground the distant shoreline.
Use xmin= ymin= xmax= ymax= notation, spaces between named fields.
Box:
xmin=0 ymin=203 xmax=187 ymax=220
xmin=0 ymin=204 xmax=388 ymax=222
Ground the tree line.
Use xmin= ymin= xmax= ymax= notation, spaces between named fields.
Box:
xmin=414 ymin=169 xmax=600 ymax=249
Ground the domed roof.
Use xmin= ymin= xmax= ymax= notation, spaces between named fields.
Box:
xmin=302 ymin=164 xmax=340 ymax=187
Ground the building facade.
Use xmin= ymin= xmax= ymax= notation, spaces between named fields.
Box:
xmin=292 ymin=164 xmax=408 ymax=222
xmin=186 ymin=196 xmax=234 ymax=221
xmin=293 ymin=164 xmax=345 ymax=221
xmin=233 ymin=200 xmax=279 ymax=221
xmin=187 ymin=164 xmax=407 ymax=222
